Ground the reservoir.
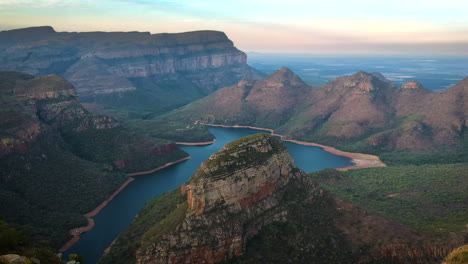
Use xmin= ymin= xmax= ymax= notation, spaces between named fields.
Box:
xmin=65 ymin=127 xmax=353 ymax=263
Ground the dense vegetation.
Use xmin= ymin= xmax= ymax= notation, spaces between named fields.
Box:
xmin=229 ymin=183 xmax=356 ymax=264
xmin=99 ymin=189 xmax=185 ymax=264
xmin=0 ymin=218 xmax=64 ymax=264
xmin=61 ymin=123 xmax=187 ymax=173
xmin=310 ymin=164 xmax=468 ymax=240
xmin=0 ymin=133 xmax=129 ymax=248
xmin=0 ymin=71 xmax=189 ymax=251
xmin=125 ymin=119 xmax=214 ymax=143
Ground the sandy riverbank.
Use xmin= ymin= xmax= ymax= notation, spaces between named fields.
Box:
xmin=203 ymin=123 xmax=386 ymax=171
xmin=59 ymin=156 xmax=192 ymax=253
xmin=175 ymin=139 xmax=216 ymax=146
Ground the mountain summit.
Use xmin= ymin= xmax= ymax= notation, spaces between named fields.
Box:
xmin=164 ymin=68 xmax=467 ymax=152
xmin=102 ymin=134 xmax=429 ymax=264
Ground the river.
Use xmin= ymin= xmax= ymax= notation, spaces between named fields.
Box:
xmin=64 ymin=127 xmax=352 ymax=263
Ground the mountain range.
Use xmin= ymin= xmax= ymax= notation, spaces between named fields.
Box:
xmin=1 ymin=26 xmax=467 ymax=264
xmin=163 ymin=67 xmax=468 ymax=156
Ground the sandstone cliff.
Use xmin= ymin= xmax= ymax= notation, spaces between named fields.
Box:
xmin=0 ymin=26 xmax=263 ymax=113
xmin=102 ymin=134 xmax=433 ymax=264
xmin=136 ymin=134 xmax=312 ymax=264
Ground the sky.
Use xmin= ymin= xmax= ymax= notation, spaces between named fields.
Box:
xmin=1 ymin=0 xmax=468 ymax=55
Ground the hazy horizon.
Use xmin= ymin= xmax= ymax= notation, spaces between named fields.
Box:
xmin=1 ymin=0 xmax=468 ymax=55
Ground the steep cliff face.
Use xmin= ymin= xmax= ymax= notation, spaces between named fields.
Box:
xmin=0 ymin=71 xmax=187 ymax=248
xmin=102 ymin=134 xmax=434 ymax=264
xmin=0 ymin=27 xmax=262 ymax=113
xmin=136 ymin=134 xmax=311 ymax=264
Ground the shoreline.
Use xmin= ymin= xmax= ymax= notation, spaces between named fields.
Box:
xmin=203 ymin=123 xmax=386 ymax=171
xmin=127 ymin=156 xmax=191 ymax=176
xmin=59 ymin=124 xmax=385 ymax=254
xmin=59 ymin=156 xmax=192 ymax=253
xmin=175 ymin=139 xmax=216 ymax=146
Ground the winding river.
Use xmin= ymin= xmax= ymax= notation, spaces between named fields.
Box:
xmin=64 ymin=127 xmax=352 ymax=263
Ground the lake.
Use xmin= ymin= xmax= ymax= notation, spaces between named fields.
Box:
xmin=64 ymin=127 xmax=353 ymax=263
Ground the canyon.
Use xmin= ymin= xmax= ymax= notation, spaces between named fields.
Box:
xmin=0 ymin=26 xmax=263 ymax=114
xmin=102 ymin=134 xmax=450 ymax=264
xmin=0 ymin=71 xmax=187 ymax=248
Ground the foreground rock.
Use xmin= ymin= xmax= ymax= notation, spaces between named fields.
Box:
xmin=102 ymin=134 xmax=439 ymax=264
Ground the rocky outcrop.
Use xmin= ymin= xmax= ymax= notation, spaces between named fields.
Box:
xmin=0 ymin=27 xmax=263 ymax=112
xmin=0 ymin=254 xmax=38 ymax=264
xmin=0 ymin=71 xmax=188 ymax=248
xmin=442 ymin=244 xmax=468 ymax=264
xmin=165 ymin=68 xmax=468 ymax=152
xmin=101 ymin=134 xmax=435 ymax=264
xmin=135 ymin=134 xmax=321 ymax=264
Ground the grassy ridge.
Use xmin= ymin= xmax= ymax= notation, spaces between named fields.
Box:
xmin=230 ymin=183 xmax=355 ymax=264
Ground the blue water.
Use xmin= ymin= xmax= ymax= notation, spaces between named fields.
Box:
xmin=64 ymin=127 xmax=352 ymax=263
xmin=248 ymin=54 xmax=468 ymax=92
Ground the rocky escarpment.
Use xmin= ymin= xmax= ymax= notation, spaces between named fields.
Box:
xmin=0 ymin=71 xmax=187 ymax=248
xmin=136 ymin=134 xmax=313 ymax=264
xmin=0 ymin=26 xmax=263 ymax=113
xmin=102 ymin=134 xmax=435 ymax=264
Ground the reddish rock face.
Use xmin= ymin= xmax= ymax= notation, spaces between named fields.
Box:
xmin=136 ymin=134 xmax=320 ymax=264
xmin=402 ymin=80 xmax=424 ymax=90
xmin=168 ymin=69 xmax=467 ymax=151
xmin=0 ymin=27 xmax=261 ymax=102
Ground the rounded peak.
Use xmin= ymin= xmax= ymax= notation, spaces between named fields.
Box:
xmin=335 ymin=71 xmax=393 ymax=92
xmin=277 ymin=67 xmax=294 ymax=73
xmin=190 ymin=134 xmax=287 ymax=183
xmin=264 ymin=67 xmax=306 ymax=86
xmin=401 ymin=80 xmax=424 ymax=90
xmin=339 ymin=71 xmax=375 ymax=91
xmin=352 ymin=71 xmax=373 ymax=78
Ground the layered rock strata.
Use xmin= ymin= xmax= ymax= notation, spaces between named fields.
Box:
xmin=135 ymin=134 xmax=320 ymax=264
xmin=0 ymin=26 xmax=262 ymax=111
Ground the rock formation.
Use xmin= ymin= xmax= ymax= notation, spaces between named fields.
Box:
xmin=164 ymin=68 xmax=468 ymax=152
xmin=102 ymin=134 xmax=434 ymax=264
xmin=0 ymin=71 xmax=187 ymax=248
xmin=0 ymin=26 xmax=263 ymax=113
xmin=136 ymin=134 xmax=311 ymax=263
